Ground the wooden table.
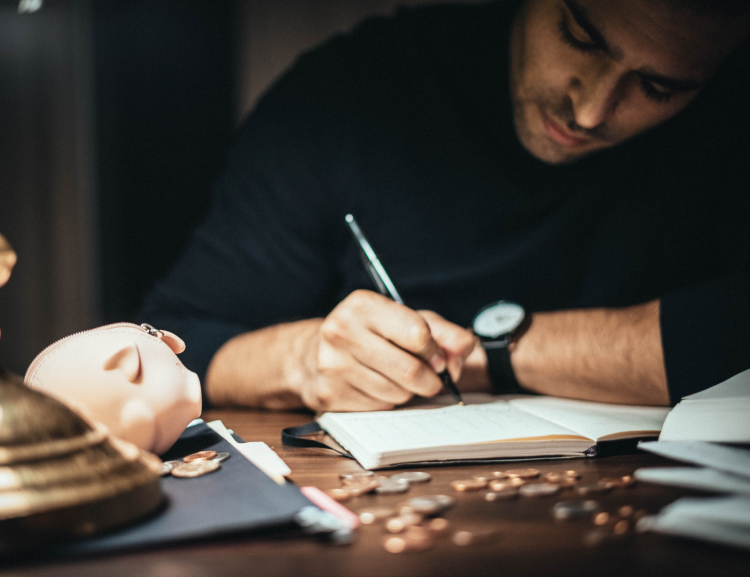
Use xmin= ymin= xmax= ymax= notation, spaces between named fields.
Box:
xmin=4 ymin=409 xmax=749 ymax=577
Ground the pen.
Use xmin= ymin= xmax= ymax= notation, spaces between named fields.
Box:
xmin=345 ymin=213 xmax=464 ymax=406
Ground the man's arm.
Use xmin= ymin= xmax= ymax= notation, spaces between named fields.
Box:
xmin=205 ymin=290 xmax=476 ymax=412
xmin=460 ymin=299 xmax=670 ymax=405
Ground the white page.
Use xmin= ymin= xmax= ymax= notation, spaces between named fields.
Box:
xmin=639 ymin=441 xmax=750 ymax=479
xmin=634 ymin=467 xmax=750 ymax=497
xmin=318 ymin=399 xmax=586 ymax=454
xmin=683 ymin=368 xmax=750 ymax=401
xmin=207 ymin=420 xmax=291 ymax=479
xmin=508 ymin=396 xmax=669 ymax=441
xmin=659 ymin=403 xmax=750 ymax=442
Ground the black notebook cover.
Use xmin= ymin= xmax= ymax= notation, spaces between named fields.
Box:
xmin=54 ymin=422 xmax=313 ymax=555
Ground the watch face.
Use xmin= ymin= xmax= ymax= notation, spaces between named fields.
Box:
xmin=473 ymin=301 xmax=525 ymax=339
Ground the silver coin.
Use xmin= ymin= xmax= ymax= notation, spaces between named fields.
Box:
xmin=375 ymin=477 xmax=410 ymax=495
xmin=389 ymin=471 xmax=432 ymax=484
xmin=408 ymin=495 xmax=455 ymax=514
xmin=339 ymin=470 xmax=374 ymax=480
xmin=519 ymin=483 xmax=560 ymax=497
xmin=160 ymin=460 xmax=182 ymax=476
xmin=212 ymin=452 xmax=231 ymax=463
xmin=552 ymin=500 xmax=600 ymax=520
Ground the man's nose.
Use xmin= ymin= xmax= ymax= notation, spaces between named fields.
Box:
xmin=568 ymin=62 xmax=622 ymax=130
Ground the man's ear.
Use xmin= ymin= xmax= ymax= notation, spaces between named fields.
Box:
xmin=102 ymin=342 xmax=141 ymax=383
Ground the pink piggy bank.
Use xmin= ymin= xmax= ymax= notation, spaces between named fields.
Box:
xmin=25 ymin=322 xmax=202 ymax=455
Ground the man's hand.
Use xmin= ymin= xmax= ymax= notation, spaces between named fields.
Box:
xmin=205 ymin=290 xmax=475 ymax=411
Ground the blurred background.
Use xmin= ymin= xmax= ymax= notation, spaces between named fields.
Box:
xmin=0 ymin=0 xmax=480 ymax=374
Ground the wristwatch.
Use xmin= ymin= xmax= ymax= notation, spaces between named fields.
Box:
xmin=472 ymin=300 xmax=529 ymax=395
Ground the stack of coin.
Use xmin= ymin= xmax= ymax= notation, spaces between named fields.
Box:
xmin=161 ymin=450 xmax=229 ymax=479
xmin=327 ymin=470 xmax=434 ymax=502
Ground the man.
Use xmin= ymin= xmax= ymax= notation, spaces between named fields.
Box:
xmin=141 ymin=0 xmax=750 ymax=412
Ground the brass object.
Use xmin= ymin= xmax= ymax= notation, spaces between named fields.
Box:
xmin=0 ymin=369 xmax=164 ymax=553
xmin=183 ymin=450 xmax=217 ymax=463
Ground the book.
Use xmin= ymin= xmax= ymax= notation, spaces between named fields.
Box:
xmin=659 ymin=368 xmax=750 ymax=442
xmin=317 ymin=394 xmax=670 ymax=470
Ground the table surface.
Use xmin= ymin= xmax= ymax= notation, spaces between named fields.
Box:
xmin=4 ymin=408 xmax=750 ymax=577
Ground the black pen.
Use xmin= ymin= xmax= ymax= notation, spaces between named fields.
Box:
xmin=345 ymin=214 xmax=464 ymax=406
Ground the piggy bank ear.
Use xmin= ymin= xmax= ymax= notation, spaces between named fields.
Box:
xmin=102 ymin=342 xmax=141 ymax=383
xmin=160 ymin=330 xmax=186 ymax=354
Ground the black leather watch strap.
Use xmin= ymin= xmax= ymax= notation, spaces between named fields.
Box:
xmin=484 ymin=342 xmax=524 ymax=395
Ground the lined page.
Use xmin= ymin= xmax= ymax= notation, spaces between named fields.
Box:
xmin=508 ymin=396 xmax=669 ymax=441
xmin=318 ymin=400 xmax=585 ymax=454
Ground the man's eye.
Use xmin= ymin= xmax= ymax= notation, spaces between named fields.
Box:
xmin=558 ymin=16 xmax=598 ymax=53
xmin=639 ymin=78 xmax=675 ymax=103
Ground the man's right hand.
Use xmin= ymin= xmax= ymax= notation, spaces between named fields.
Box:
xmin=297 ymin=290 xmax=475 ymax=411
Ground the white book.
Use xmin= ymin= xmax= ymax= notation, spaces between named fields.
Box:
xmin=317 ymin=394 xmax=669 ymax=470
xmin=659 ymin=368 xmax=750 ymax=442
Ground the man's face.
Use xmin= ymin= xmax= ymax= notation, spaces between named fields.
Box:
xmin=510 ymin=0 xmax=748 ymax=164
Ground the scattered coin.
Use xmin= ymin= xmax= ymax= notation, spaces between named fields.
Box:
xmin=160 ymin=460 xmax=182 ymax=476
xmin=403 ymin=495 xmax=454 ymax=516
xmin=384 ymin=527 xmax=433 ymax=553
xmin=621 ymin=475 xmax=636 ymax=487
xmin=359 ymin=507 xmax=396 ymax=525
xmin=171 ymin=459 xmax=221 ymax=478
xmin=504 ymin=468 xmax=540 ymax=479
xmin=576 ymin=483 xmax=612 ymax=496
xmin=183 ymin=450 xmax=217 ymax=463
xmin=375 ymin=477 xmax=410 ymax=495
xmin=485 ymin=489 xmax=518 ymax=501
xmin=386 ymin=513 xmax=423 ymax=534
xmin=593 ymin=512 xmax=610 ymax=526
xmin=613 ymin=520 xmax=630 ymax=535
xmin=488 ymin=479 xmax=523 ymax=491
xmin=552 ymin=500 xmax=600 ymax=520
xmin=212 ymin=452 xmax=231 ymax=463
xmin=599 ymin=476 xmax=636 ymax=489
xmin=451 ymin=478 xmax=487 ymax=492
xmin=340 ymin=470 xmax=374 ymax=481
xmin=519 ymin=483 xmax=560 ymax=498
xmin=452 ymin=527 xmax=500 ymax=547
xmin=426 ymin=517 xmax=450 ymax=534
xmin=326 ymin=489 xmax=352 ymax=502
xmin=389 ymin=471 xmax=432 ymax=484
xmin=343 ymin=478 xmax=380 ymax=496
xmin=544 ymin=471 xmax=580 ymax=484
xmin=619 ymin=505 xmax=634 ymax=518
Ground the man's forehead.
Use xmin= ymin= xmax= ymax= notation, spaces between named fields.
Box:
xmin=569 ymin=0 xmax=748 ymax=77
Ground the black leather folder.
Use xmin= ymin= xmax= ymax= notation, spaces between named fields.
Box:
xmin=56 ymin=422 xmax=314 ymax=555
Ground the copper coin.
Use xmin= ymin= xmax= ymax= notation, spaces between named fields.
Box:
xmin=326 ymin=488 xmax=352 ymax=502
xmin=344 ymin=478 xmax=380 ymax=496
xmin=386 ymin=513 xmax=423 ymax=533
xmin=488 ymin=479 xmax=523 ymax=491
xmin=504 ymin=468 xmax=540 ymax=479
xmin=544 ymin=471 xmax=580 ymax=484
xmin=452 ymin=527 xmax=500 ymax=546
xmin=485 ymin=489 xmax=518 ymax=501
xmin=427 ymin=517 xmax=450 ymax=534
xmin=183 ymin=450 xmax=217 ymax=463
xmin=384 ymin=529 xmax=432 ymax=553
xmin=619 ymin=505 xmax=635 ymax=518
xmin=613 ymin=520 xmax=630 ymax=534
xmin=451 ymin=479 xmax=487 ymax=492
xmin=593 ymin=512 xmax=610 ymax=526
xmin=171 ymin=459 xmax=220 ymax=478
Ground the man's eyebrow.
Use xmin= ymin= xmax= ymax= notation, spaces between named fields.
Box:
xmin=563 ymin=0 xmax=621 ymax=59
xmin=637 ymin=69 xmax=705 ymax=92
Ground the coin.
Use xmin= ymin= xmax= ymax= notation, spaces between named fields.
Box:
xmin=384 ymin=527 xmax=433 ymax=553
xmin=426 ymin=517 xmax=450 ymax=534
xmin=326 ymin=489 xmax=352 ymax=502
xmin=593 ymin=512 xmax=610 ymax=526
xmin=600 ymin=476 xmax=636 ymax=489
xmin=183 ymin=450 xmax=217 ymax=463
xmin=504 ymin=468 xmax=540 ymax=479
xmin=613 ymin=520 xmax=629 ymax=535
xmin=386 ymin=513 xmax=423 ymax=533
xmin=552 ymin=500 xmax=600 ymax=520
xmin=375 ymin=476 xmax=410 ymax=495
xmin=519 ymin=483 xmax=560 ymax=498
xmin=340 ymin=470 xmax=374 ymax=480
xmin=160 ymin=460 xmax=182 ymax=476
xmin=485 ymin=489 xmax=518 ymax=501
xmin=488 ymin=478 xmax=523 ymax=491
xmin=576 ymin=483 xmax=611 ymax=496
xmin=452 ymin=527 xmax=500 ymax=547
xmin=212 ymin=452 xmax=231 ymax=463
xmin=619 ymin=505 xmax=634 ymax=518
xmin=401 ymin=495 xmax=453 ymax=516
xmin=451 ymin=478 xmax=487 ymax=492
xmin=544 ymin=471 xmax=580 ymax=484
xmin=171 ymin=459 xmax=220 ymax=478
xmin=343 ymin=478 xmax=380 ymax=496
xmin=389 ymin=471 xmax=432 ymax=484
xmin=358 ymin=507 xmax=396 ymax=525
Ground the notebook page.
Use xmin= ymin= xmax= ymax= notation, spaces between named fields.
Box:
xmin=318 ymin=399 xmax=586 ymax=454
xmin=683 ymin=368 xmax=750 ymax=401
xmin=508 ymin=396 xmax=669 ymax=441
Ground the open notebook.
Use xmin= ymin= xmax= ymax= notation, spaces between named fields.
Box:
xmin=318 ymin=395 xmax=670 ymax=469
